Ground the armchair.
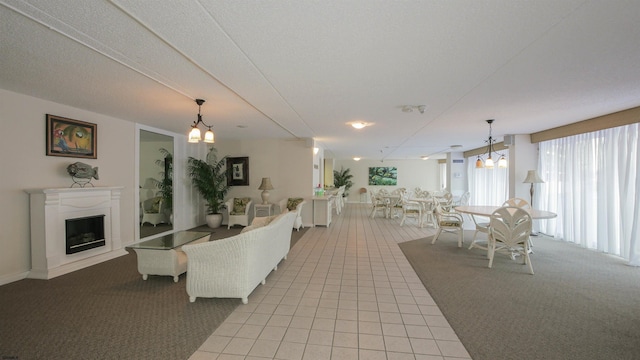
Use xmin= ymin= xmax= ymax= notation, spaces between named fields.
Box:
xmin=279 ymin=198 xmax=306 ymax=231
xmin=141 ymin=196 xmax=167 ymax=227
xmin=225 ymin=197 xmax=253 ymax=229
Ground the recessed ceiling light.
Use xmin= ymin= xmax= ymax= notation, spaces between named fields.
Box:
xmin=421 ymin=155 xmax=429 ymax=160
xmin=353 ymin=157 xmax=361 ymax=161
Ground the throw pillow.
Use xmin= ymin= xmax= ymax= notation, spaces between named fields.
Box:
xmin=287 ymin=197 xmax=304 ymax=211
xmin=149 ymin=197 xmax=162 ymax=213
xmin=231 ymin=197 xmax=251 ymax=215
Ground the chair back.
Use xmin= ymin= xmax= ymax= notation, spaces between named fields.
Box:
xmin=489 ymin=206 xmax=532 ymax=248
xmin=503 ymin=198 xmax=531 ymax=209
xmin=458 ymin=191 xmax=471 ymax=206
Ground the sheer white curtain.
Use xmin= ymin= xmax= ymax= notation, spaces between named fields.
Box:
xmin=538 ymin=123 xmax=640 ymax=265
xmin=467 ymin=155 xmax=509 ymax=206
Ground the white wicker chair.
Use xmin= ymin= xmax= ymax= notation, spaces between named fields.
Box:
xmin=225 ymin=197 xmax=253 ymax=229
xmin=488 ymin=206 xmax=534 ymax=274
xmin=279 ymin=198 xmax=306 ymax=231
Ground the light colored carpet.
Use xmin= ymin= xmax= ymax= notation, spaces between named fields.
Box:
xmin=399 ymin=231 xmax=640 ymax=360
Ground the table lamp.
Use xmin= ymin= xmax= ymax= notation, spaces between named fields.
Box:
xmin=258 ymin=177 xmax=274 ymax=204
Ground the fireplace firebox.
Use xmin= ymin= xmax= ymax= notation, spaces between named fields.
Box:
xmin=65 ymin=215 xmax=106 ymax=254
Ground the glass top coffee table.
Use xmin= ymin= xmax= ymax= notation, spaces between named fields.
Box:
xmin=128 ymin=231 xmax=211 ymax=282
xmin=128 ymin=231 xmax=211 ymax=250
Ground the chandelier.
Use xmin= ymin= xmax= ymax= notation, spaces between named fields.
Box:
xmin=475 ymin=119 xmax=507 ymax=169
xmin=188 ymin=99 xmax=215 ymax=143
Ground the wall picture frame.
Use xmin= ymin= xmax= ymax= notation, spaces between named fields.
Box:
xmin=368 ymin=167 xmax=397 ymax=185
xmin=227 ymin=156 xmax=249 ymax=186
xmin=46 ymin=114 xmax=97 ymax=159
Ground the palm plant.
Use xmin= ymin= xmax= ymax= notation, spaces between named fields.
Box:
xmin=152 ymin=147 xmax=173 ymax=211
xmin=333 ymin=166 xmax=354 ymax=197
xmin=187 ymin=147 xmax=230 ymax=214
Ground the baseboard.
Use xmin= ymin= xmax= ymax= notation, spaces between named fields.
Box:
xmin=0 ymin=270 xmax=30 ymax=286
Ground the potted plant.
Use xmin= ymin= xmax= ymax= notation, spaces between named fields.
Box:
xmin=187 ymin=147 xmax=230 ymax=228
xmin=333 ymin=166 xmax=354 ymax=197
xmin=152 ymin=147 xmax=173 ymax=222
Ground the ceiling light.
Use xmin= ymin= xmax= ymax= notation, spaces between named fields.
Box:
xmin=188 ymin=99 xmax=215 ymax=144
xmin=353 ymin=157 xmax=361 ymax=161
xmin=475 ymin=119 xmax=507 ymax=169
xmin=350 ymin=121 xmax=368 ymax=129
xmin=421 ymin=155 xmax=429 ymax=160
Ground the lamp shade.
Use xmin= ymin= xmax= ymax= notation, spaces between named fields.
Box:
xmin=523 ymin=170 xmax=544 ymax=184
xmin=258 ymin=177 xmax=274 ymax=190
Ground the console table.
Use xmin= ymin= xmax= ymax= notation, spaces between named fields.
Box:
xmin=128 ymin=231 xmax=210 ymax=282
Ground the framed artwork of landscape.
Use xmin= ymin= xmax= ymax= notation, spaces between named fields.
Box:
xmin=368 ymin=167 xmax=397 ymax=185
xmin=46 ymin=114 xmax=97 ymax=159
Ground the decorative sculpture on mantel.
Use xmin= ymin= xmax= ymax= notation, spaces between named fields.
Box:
xmin=67 ymin=162 xmax=99 ymax=188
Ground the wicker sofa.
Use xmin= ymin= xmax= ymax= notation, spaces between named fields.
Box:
xmin=182 ymin=211 xmax=296 ymax=304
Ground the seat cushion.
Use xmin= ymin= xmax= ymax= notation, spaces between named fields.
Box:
xmin=439 ymin=220 xmax=461 ymax=227
xmin=287 ymin=197 xmax=304 ymax=211
xmin=230 ymin=197 xmax=251 ymax=215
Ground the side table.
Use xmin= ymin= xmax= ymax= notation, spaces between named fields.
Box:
xmin=254 ymin=203 xmax=274 ymax=218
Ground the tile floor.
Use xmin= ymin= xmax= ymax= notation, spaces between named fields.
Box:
xmin=189 ymin=203 xmax=471 ymax=360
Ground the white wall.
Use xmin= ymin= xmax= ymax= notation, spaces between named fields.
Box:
xmin=334 ymin=158 xmax=440 ymax=203
xmin=0 ymin=89 xmax=136 ymax=283
xmin=507 ymin=134 xmax=539 ymax=203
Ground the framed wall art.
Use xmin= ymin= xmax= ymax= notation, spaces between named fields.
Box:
xmin=227 ymin=156 xmax=249 ymax=186
xmin=368 ymin=167 xmax=397 ymax=185
xmin=46 ymin=114 xmax=97 ymax=159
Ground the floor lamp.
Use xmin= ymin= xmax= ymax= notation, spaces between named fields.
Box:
xmin=523 ymin=170 xmax=544 ymax=236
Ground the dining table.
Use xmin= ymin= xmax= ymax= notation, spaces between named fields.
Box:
xmin=454 ymin=205 xmax=557 ymax=219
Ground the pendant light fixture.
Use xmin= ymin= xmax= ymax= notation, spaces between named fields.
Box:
xmin=188 ymin=99 xmax=215 ymax=143
xmin=475 ymin=119 xmax=507 ymax=169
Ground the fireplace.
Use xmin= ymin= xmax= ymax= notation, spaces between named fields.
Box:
xmin=66 ymin=215 xmax=106 ymax=254
xmin=26 ymin=187 xmax=126 ymax=279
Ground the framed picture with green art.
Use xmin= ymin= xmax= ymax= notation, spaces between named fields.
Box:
xmin=368 ymin=167 xmax=397 ymax=185
xmin=46 ymin=114 xmax=97 ymax=159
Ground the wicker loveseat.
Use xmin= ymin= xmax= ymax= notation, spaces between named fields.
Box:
xmin=182 ymin=211 xmax=296 ymax=304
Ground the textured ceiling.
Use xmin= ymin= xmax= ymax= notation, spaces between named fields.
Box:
xmin=2 ymin=0 xmax=640 ymax=160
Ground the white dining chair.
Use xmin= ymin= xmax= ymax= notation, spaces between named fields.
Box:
xmin=488 ymin=206 xmax=534 ymax=274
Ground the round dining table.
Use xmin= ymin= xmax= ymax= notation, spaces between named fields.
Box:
xmin=454 ymin=205 xmax=557 ymax=219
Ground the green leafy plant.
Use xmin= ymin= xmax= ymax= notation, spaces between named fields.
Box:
xmin=187 ymin=147 xmax=230 ymax=214
xmin=333 ymin=166 xmax=354 ymax=197
xmin=152 ymin=147 xmax=173 ymax=211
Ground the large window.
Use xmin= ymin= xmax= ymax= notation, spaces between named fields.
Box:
xmin=538 ymin=123 xmax=640 ymax=265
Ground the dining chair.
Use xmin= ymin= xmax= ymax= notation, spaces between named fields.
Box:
xmin=369 ymin=191 xmax=387 ymax=218
xmin=503 ymin=197 xmax=531 ymax=209
xmin=502 ymin=197 xmax=534 ymax=249
xmin=468 ymin=214 xmax=490 ymax=252
xmin=488 ymin=206 xmax=534 ymax=274
xmin=400 ymin=199 xmax=422 ymax=227
xmin=432 ymin=200 xmax=464 ymax=247
xmin=420 ymin=199 xmax=437 ymax=228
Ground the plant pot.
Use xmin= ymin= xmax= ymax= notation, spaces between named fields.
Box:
xmin=206 ymin=213 xmax=223 ymax=229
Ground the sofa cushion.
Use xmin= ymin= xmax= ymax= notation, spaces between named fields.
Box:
xmin=230 ymin=197 xmax=251 ymax=215
xmin=286 ymin=197 xmax=304 ymax=211
xmin=241 ymin=214 xmax=279 ymax=233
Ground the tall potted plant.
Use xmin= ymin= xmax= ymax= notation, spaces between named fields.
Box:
xmin=333 ymin=166 xmax=354 ymax=197
xmin=187 ymin=147 xmax=230 ymax=228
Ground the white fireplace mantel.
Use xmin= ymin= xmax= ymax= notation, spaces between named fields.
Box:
xmin=25 ymin=186 xmax=127 ymax=279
